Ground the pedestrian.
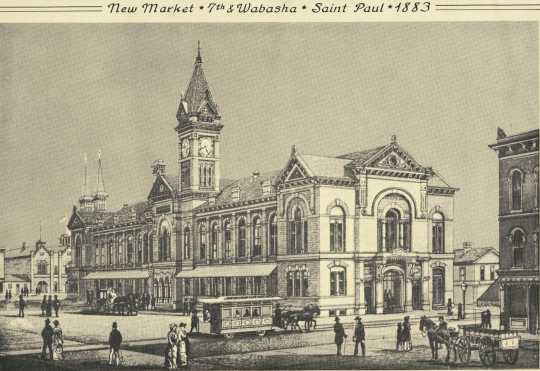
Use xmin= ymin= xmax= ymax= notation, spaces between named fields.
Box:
xmin=447 ymin=298 xmax=453 ymax=317
xmin=396 ymin=322 xmax=403 ymax=351
xmin=177 ymin=322 xmax=189 ymax=368
xmin=486 ymin=309 xmax=492 ymax=329
xmin=4 ymin=290 xmax=8 ymax=304
xmin=457 ymin=302 xmax=463 ymax=320
xmin=18 ymin=295 xmax=25 ymax=317
xmin=8 ymin=290 xmax=12 ymax=301
xmin=480 ymin=310 xmax=486 ymax=328
xmin=46 ymin=295 xmax=53 ymax=317
xmin=402 ymin=316 xmax=412 ymax=351
xmin=274 ymin=303 xmax=282 ymax=327
xmin=333 ymin=316 xmax=347 ymax=356
xmin=190 ymin=310 xmax=199 ymax=334
xmin=165 ymin=323 xmax=178 ymax=369
xmin=53 ymin=295 xmax=60 ymax=317
xmin=41 ymin=295 xmax=47 ymax=316
xmin=108 ymin=322 xmax=123 ymax=366
xmin=353 ymin=316 xmax=365 ymax=357
xmin=151 ymin=295 xmax=156 ymax=310
xmin=52 ymin=320 xmax=64 ymax=360
xmin=41 ymin=318 xmax=54 ymax=360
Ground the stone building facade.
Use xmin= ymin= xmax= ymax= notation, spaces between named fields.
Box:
xmin=490 ymin=128 xmax=539 ymax=334
xmin=68 ymin=49 xmax=458 ymax=316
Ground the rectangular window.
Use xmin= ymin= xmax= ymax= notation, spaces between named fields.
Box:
xmin=287 ymin=272 xmax=293 ymax=297
xmin=294 ymin=271 xmax=301 ymax=297
xmin=513 ymin=247 xmax=524 ymax=267
xmin=459 ymin=267 xmax=466 ymax=282
xmin=490 ymin=266 xmax=496 ymax=280
xmin=330 ymin=270 xmax=346 ymax=296
xmin=224 ymin=228 xmax=231 ymax=258
xmin=480 ymin=265 xmax=485 ymax=281
xmin=237 ymin=277 xmax=246 ymax=295
xmin=184 ymin=279 xmax=191 ymax=296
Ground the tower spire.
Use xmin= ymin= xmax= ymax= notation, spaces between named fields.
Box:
xmin=93 ymin=150 xmax=108 ymax=211
xmin=79 ymin=153 xmax=94 ymax=211
xmin=196 ymin=40 xmax=202 ymax=63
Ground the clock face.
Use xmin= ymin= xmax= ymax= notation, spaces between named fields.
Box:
xmin=181 ymin=138 xmax=190 ymax=158
xmin=198 ymin=137 xmax=214 ymax=157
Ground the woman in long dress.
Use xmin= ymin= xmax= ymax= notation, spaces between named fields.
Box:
xmin=52 ymin=320 xmax=64 ymax=360
xmin=177 ymin=322 xmax=189 ymax=368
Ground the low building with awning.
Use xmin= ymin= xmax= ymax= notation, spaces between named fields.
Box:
xmin=82 ymin=270 xmax=150 ymax=280
xmin=82 ymin=270 xmax=151 ymax=297
xmin=477 ymin=279 xmax=500 ymax=307
xmin=176 ymin=264 xmax=278 ymax=299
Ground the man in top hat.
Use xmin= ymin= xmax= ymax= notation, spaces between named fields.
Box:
xmin=333 ymin=316 xmax=347 ymax=356
xmin=353 ymin=316 xmax=366 ymax=357
xmin=41 ymin=318 xmax=54 ymax=360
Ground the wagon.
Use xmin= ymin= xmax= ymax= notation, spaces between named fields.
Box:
xmin=457 ymin=324 xmax=520 ymax=366
xmin=196 ymin=296 xmax=281 ymax=338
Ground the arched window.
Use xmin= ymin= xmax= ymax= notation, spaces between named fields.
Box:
xmin=286 ymin=267 xmax=309 ymax=297
xmin=330 ymin=207 xmax=345 ymax=252
xmin=117 ymin=236 xmax=123 ymax=265
xmin=511 ymin=170 xmax=523 ymax=211
xmin=37 ymin=260 xmax=48 ymax=275
xmin=85 ymin=244 xmax=93 ymax=266
xmin=289 ymin=207 xmax=307 ymax=255
xmin=432 ymin=212 xmax=445 ymax=254
xmin=159 ymin=223 xmax=171 ymax=262
xmin=223 ymin=221 xmax=231 ymax=258
xmin=330 ymin=267 xmax=346 ymax=296
xmin=511 ymin=228 xmax=525 ymax=267
xmin=127 ymin=236 xmax=134 ymax=265
xmin=143 ymin=234 xmax=149 ymax=264
xmin=238 ymin=218 xmax=246 ymax=257
xmin=210 ymin=223 xmax=218 ymax=260
xmin=137 ymin=235 xmax=142 ymax=264
xmin=269 ymin=214 xmax=278 ymax=256
xmin=95 ymin=242 xmax=100 ymax=266
xmin=385 ymin=209 xmax=400 ymax=251
xmin=149 ymin=234 xmax=154 ymax=263
xmin=252 ymin=217 xmax=262 ymax=257
xmin=183 ymin=227 xmax=191 ymax=259
xmin=199 ymin=224 xmax=207 ymax=260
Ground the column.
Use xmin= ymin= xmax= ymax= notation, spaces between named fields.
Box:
xmin=381 ymin=221 xmax=386 ymax=251
xmin=262 ymin=209 xmax=268 ymax=262
xmin=218 ymin=215 xmax=223 ymax=264
xmin=231 ymin=213 xmax=237 ymax=263
xmin=375 ymin=277 xmax=384 ymax=314
xmin=205 ymin=218 xmax=210 ymax=265
xmin=405 ymin=278 xmax=413 ymax=312
xmin=247 ymin=212 xmax=252 ymax=262
xmin=49 ymin=252 xmax=54 ymax=292
xmin=399 ymin=222 xmax=404 ymax=249
xmin=355 ymin=260 xmax=366 ymax=314
xmin=421 ymin=260 xmax=430 ymax=310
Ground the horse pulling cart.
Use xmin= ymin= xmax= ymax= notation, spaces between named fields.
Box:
xmin=455 ymin=324 xmax=520 ymax=367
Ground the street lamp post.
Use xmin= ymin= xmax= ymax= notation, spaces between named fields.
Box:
xmin=461 ymin=281 xmax=468 ymax=319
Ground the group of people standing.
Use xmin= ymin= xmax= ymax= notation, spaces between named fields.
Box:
xmin=396 ymin=316 xmax=412 ymax=351
xmin=41 ymin=295 xmax=61 ymax=317
xmin=165 ymin=322 xmax=190 ymax=369
xmin=333 ymin=316 xmax=366 ymax=357
xmin=41 ymin=318 xmax=64 ymax=361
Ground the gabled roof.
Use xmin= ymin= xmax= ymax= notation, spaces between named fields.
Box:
xmin=299 ymin=154 xmax=352 ymax=179
xmin=337 ymin=146 xmax=386 ymax=164
xmin=454 ymin=247 xmax=498 ymax=264
xmin=5 ymin=248 xmax=31 ymax=259
xmin=102 ymin=201 xmax=148 ymax=226
xmin=428 ymin=171 xmax=453 ymax=188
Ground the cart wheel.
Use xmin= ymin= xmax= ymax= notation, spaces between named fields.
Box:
xmin=502 ymin=349 xmax=519 ymax=364
xmin=456 ymin=337 xmax=471 ymax=365
xmin=224 ymin=333 xmax=234 ymax=339
xmin=257 ymin=330 xmax=266 ymax=337
xmin=479 ymin=337 xmax=496 ymax=367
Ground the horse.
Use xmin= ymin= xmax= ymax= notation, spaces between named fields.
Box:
xmin=419 ymin=316 xmax=453 ymax=363
xmin=281 ymin=304 xmax=320 ymax=332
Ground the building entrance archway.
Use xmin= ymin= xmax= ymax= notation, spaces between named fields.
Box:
xmin=383 ymin=270 xmax=404 ymax=313
xmin=37 ymin=281 xmax=48 ymax=294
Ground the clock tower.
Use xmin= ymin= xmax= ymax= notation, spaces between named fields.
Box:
xmin=176 ymin=43 xmax=222 ymax=205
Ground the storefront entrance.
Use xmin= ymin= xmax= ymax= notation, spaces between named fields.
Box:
xmin=383 ymin=270 xmax=404 ymax=313
xmin=412 ymin=279 xmax=423 ymax=310
xmin=432 ymin=268 xmax=445 ymax=308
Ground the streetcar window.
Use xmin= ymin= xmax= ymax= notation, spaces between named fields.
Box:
xmin=223 ymin=308 xmax=232 ymax=319
xmin=252 ymin=307 xmax=260 ymax=317
xmin=234 ymin=308 xmax=241 ymax=318
xmin=243 ymin=308 xmax=251 ymax=317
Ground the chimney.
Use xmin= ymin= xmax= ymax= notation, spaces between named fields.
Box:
xmin=231 ymin=186 xmax=240 ymax=202
xmin=251 ymin=171 xmax=260 ymax=182
xmin=152 ymin=160 xmax=166 ymax=177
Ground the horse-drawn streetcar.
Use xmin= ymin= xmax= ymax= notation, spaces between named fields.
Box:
xmin=458 ymin=325 xmax=520 ymax=367
xmin=196 ymin=296 xmax=281 ymax=338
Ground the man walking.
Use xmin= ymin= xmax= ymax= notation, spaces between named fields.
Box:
xmin=457 ymin=302 xmax=463 ymax=320
xmin=333 ymin=316 xmax=347 ymax=356
xmin=108 ymin=322 xmax=123 ymax=366
xmin=46 ymin=295 xmax=53 ymax=317
xmin=353 ymin=316 xmax=365 ymax=356
xmin=53 ymin=295 xmax=60 ymax=317
xmin=41 ymin=319 xmax=54 ymax=360
xmin=18 ymin=295 xmax=25 ymax=318
xmin=41 ymin=295 xmax=47 ymax=316
xmin=190 ymin=310 xmax=199 ymax=334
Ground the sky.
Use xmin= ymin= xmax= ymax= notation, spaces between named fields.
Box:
xmin=0 ymin=22 xmax=538 ymax=251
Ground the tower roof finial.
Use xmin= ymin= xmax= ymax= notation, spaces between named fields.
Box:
xmin=196 ymin=40 xmax=202 ymax=63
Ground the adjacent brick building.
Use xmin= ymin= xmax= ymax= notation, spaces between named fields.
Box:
xmin=489 ymin=128 xmax=539 ymax=334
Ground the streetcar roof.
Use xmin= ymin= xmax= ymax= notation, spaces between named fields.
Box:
xmin=197 ymin=296 xmax=282 ymax=304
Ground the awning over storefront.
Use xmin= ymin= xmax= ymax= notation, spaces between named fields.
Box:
xmin=176 ymin=263 xmax=277 ymax=279
xmin=82 ymin=270 xmax=150 ymax=280
xmin=477 ymin=279 xmax=500 ymax=307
